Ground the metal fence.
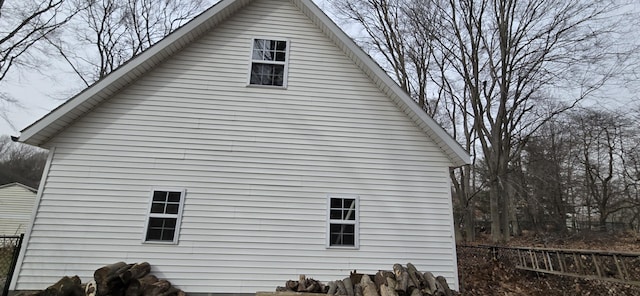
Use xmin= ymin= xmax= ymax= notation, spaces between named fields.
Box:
xmin=1 ymin=235 xmax=24 ymax=296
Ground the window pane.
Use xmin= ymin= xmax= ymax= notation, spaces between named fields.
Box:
xmin=330 ymin=233 xmax=342 ymax=245
xmin=146 ymin=218 xmax=177 ymax=242
xmin=342 ymin=234 xmax=355 ymax=245
xmin=146 ymin=228 xmax=162 ymax=241
xmin=343 ymin=209 xmax=356 ymax=220
xmin=166 ymin=204 xmax=179 ymax=214
xmin=250 ymin=63 xmax=284 ymax=86
xmin=254 ymin=39 xmax=267 ymax=50
xmin=263 ymin=50 xmax=274 ymax=61
xmin=168 ymin=192 xmax=181 ymax=202
xmin=153 ymin=191 xmax=167 ymax=202
xmin=330 ymin=223 xmax=343 ymax=233
xmin=344 ymin=199 xmax=355 ymax=209
xmin=330 ymin=223 xmax=355 ymax=246
xmin=252 ymin=40 xmax=286 ymax=62
xmin=330 ymin=209 xmax=342 ymax=219
xmin=274 ymin=74 xmax=284 ymax=86
xmin=164 ymin=218 xmax=176 ymax=228
xmin=151 ymin=202 xmax=165 ymax=214
xmin=330 ymin=198 xmax=357 ymax=220
xmin=253 ymin=40 xmax=279 ymax=61
xmin=149 ymin=217 xmax=164 ymax=227
xmin=252 ymin=49 xmax=260 ymax=60
xmin=343 ymin=224 xmax=355 ymax=234
xmin=330 ymin=224 xmax=355 ymax=235
xmin=162 ymin=229 xmax=175 ymax=241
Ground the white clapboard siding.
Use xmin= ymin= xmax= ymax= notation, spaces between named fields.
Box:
xmin=16 ymin=0 xmax=458 ymax=292
xmin=0 ymin=183 xmax=37 ymax=235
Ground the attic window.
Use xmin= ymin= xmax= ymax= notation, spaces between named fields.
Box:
xmin=249 ymin=38 xmax=289 ymax=87
xmin=327 ymin=195 xmax=359 ymax=248
xmin=144 ymin=189 xmax=186 ymax=244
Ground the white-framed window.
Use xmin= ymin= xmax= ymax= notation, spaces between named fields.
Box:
xmin=248 ymin=38 xmax=289 ymax=87
xmin=327 ymin=195 xmax=359 ymax=248
xmin=143 ymin=188 xmax=186 ymax=244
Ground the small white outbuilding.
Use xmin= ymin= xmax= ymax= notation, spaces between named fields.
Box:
xmin=0 ymin=182 xmax=37 ymax=235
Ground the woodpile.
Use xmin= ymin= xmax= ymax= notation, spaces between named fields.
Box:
xmin=276 ymin=263 xmax=456 ymax=296
xmin=276 ymin=275 xmax=325 ymax=293
xmin=30 ymin=262 xmax=185 ymax=296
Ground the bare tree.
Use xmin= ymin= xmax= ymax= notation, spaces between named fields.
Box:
xmin=0 ymin=0 xmax=76 ymax=124
xmin=519 ymin=117 xmax=577 ymax=233
xmin=570 ymin=109 xmax=638 ymax=230
xmin=0 ymin=135 xmax=48 ymax=188
xmin=332 ymin=0 xmax=636 ymax=242
xmin=49 ymin=0 xmax=207 ymax=85
xmin=621 ymin=109 xmax=640 ymax=231
xmin=331 ymin=0 xmax=441 ymax=116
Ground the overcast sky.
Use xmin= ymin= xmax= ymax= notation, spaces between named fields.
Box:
xmin=1 ymin=0 xmax=638 ymax=138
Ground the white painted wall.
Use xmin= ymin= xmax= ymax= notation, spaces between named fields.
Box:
xmin=0 ymin=183 xmax=36 ymax=236
xmin=14 ymin=0 xmax=458 ymax=292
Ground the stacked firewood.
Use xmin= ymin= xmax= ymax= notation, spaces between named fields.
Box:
xmin=276 ymin=263 xmax=456 ymax=296
xmin=30 ymin=262 xmax=185 ymax=296
xmin=276 ymin=275 xmax=325 ymax=293
xmin=92 ymin=262 xmax=184 ymax=296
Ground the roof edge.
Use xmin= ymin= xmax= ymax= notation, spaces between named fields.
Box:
xmin=19 ymin=0 xmax=247 ymax=146
xmin=296 ymin=0 xmax=470 ymax=167
xmin=0 ymin=182 xmax=38 ymax=193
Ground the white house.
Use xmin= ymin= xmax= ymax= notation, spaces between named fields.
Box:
xmin=0 ymin=182 xmax=37 ymax=236
xmin=10 ymin=0 xmax=470 ymax=293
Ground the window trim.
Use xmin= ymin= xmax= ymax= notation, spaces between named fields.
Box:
xmin=247 ymin=37 xmax=290 ymax=88
xmin=326 ymin=194 xmax=360 ymax=249
xmin=142 ymin=187 xmax=186 ymax=245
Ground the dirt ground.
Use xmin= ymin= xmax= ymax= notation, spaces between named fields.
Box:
xmin=456 ymin=231 xmax=640 ymax=295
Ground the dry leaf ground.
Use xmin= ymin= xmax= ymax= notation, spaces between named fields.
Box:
xmin=457 ymin=231 xmax=640 ymax=296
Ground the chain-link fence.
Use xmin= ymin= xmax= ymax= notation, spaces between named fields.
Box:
xmin=1 ymin=235 xmax=24 ymax=296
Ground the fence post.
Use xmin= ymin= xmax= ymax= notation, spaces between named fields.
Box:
xmin=491 ymin=246 xmax=498 ymax=260
xmin=2 ymin=234 xmax=24 ymax=296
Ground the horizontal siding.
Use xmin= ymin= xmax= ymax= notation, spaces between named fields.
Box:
xmin=17 ymin=0 xmax=458 ymax=293
xmin=0 ymin=184 xmax=36 ymax=235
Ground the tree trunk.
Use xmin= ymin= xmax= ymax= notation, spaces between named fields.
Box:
xmin=95 ymin=262 xmax=128 ymax=283
xmin=121 ymin=262 xmax=151 ymax=284
xmin=422 ymin=272 xmax=437 ymax=295
xmin=490 ymin=184 xmax=502 ymax=242
xmin=360 ymin=274 xmax=379 ymax=296
xmin=343 ymin=277 xmax=354 ymax=296
xmin=35 ymin=276 xmax=84 ymax=296
xmin=125 ymin=275 xmax=158 ymax=296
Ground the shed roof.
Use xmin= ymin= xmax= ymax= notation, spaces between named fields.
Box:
xmin=0 ymin=182 xmax=37 ymax=193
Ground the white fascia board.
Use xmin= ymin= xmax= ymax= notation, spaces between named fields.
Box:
xmin=295 ymin=0 xmax=470 ymax=167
